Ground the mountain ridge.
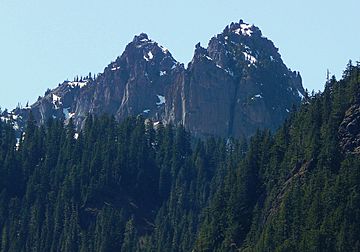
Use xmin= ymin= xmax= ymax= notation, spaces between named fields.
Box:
xmin=1 ymin=20 xmax=305 ymax=138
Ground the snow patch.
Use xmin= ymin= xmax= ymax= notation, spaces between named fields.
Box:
xmin=15 ymin=138 xmax=20 ymax=150
xmin=63 ymin=107 xmax=75 ymax=120
xmin=144 ymin=51 xmax=154 ymax=61
xmin=0 ymin=116 xmax=8 ymax=122
xmin=160 ymin=46 xmax=169 ymax=54
xmin=243 ymin=52 xmax=257 ymax=65
xmin=270 ymin=56 xmax=275 ymax=61
xmin=13 ymin=122 xmax=19 ymax=130
xmin=52 ymin=94 xmax=62 ymax=109
xmin=68 ymin=81 xmax=88 ymax=88
xmin=251 ymin=94 xmax=263 ymax=100
xmin=297 ymin=90 xmax=305 ymax=99
xmin=136 ymin=39 xmax=155 ymax=48
xmin=156 ymin=95 xmax=165 ymax=105
xmin=160 ymin=70 xmax=167 ymax=76
xmin=111 ymin=66 xmax=120 ymax=71
xmin=234 ymin=23 xmax=253 ymax=36
xmin=143 ymin=109 xmax=150 ymax=113
xmin=74 ymin=133 xmax=79 ymax=139
xmin=286 ymin=108 xmax=290 ymax=113
xmin=205 ymin=56 xmax=212 ymax=61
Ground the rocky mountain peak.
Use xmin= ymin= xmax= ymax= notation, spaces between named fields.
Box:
xmin=3 ymin=20 xmax=306 ymax=139
xmin=118 ymin=33 xmax=178 ymax=75
xmin=132 ymin=32 xmax=149 ymax=43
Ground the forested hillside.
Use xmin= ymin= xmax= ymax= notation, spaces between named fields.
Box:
xmin=0 ymin=62 xmax=359 ymax=251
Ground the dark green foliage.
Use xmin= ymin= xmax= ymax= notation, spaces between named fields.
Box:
xmin=0 ymin=63 xmax=359 ymax=251
xmin=0 ymin=113 xmax=236 ymax=251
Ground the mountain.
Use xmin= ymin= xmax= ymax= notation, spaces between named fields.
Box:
xmin=0 ymin=62 xmax=358 ymax=251
xmin=1 ymin=20 xmax=304 ymax=138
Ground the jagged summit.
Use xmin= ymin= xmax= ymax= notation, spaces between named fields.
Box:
xmin=2 ymin=20 xmax=305 ymax=138
xmin=114 ymin=33 xmax=178 ymax=74
xmin=132 ymin=32 xmax=150 ymax=43
xmin=172 ymin=20 xmax=304 ymax=137
xmin=228 ymin=19 xmax=256 ymax=36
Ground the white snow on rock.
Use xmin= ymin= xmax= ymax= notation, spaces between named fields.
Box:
xmin=205 ymin=56 xmax=212 ymax=61
xmin=297 ymin=90 xmax=305 ymax=99
xmin=68 ymin=81 xmax=88 ymax=88
xmin=144 ymin=51 xmax=154 ymax=61
xmin=156 ymin=95 xmax=165 ymax=105
xmin=136 ymin=39 xmax=155 ymax=48
xmin=243 ymin=52 xmax=257 ymax=65
xmin=160 ymin=70 xmax=167 ymax=76
xmin=143 ymin=109 xmax=150 ymax=113
xmin=52 ymin=94 xmax=62 ymax=109
xmin=15 ymin=138 xmax=20 ymax=150
xmin=13 ymin=122 xmax=19 ymax=130
xmin=286 ymin=108 xmax=290 ymax=113
xmin=160 ymin=45 xmax=169 ymax=54
xmin=270 ymin=56 xmax=275 ymax=61
xmin=111 ymin=66 xmax=120 ymax=71
xmin=74 ymin=133 xmax=79 ymax=139
xmin=63 ymin=107 xmax=75 ymax=120
xmin=52 ymin=94 xmax=61 ymax=103
xmin=234 ymin=23 xmax=253 ymax=36
xmin=251 ymin=94 xmax=263 ymax=100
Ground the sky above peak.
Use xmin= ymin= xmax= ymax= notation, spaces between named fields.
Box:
xmin=0 ymin=0 xmax=359 ymax=110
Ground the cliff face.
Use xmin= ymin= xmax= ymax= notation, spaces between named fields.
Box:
xmin=339 ymin=103 xmax=360 ymax=154
xmin=3 ymin=20 xmax=305 ymax=138
xmin=164 ymin=20 xmax=304 ymax=138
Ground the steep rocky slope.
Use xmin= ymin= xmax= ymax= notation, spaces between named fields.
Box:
xmin=1 ymin=20 xmax=305 ymax=138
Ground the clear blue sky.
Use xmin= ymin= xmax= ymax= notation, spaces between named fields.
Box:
xmin=1 ymin=0 xmax=359 ymax=110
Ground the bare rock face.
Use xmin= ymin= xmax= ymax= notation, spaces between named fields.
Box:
xmin=165 ymin=20 xmax=304 ymax=138
xmin=72 ymin=33 xmax=179 ymax=129
xmin=339 ymin=103 xmax=360 ymax=154
xmin=4 ymin=20 xmax=305 ymax=139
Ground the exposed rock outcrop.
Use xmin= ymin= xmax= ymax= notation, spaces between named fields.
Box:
xmin=339 ymin=103 xmax=360 ymax=154
xmin=2 ymin=20 xmax=305 ymax=139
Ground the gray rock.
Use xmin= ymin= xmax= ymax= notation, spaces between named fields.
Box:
xmin=5 ymin=21 xmax=305 ymax=139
